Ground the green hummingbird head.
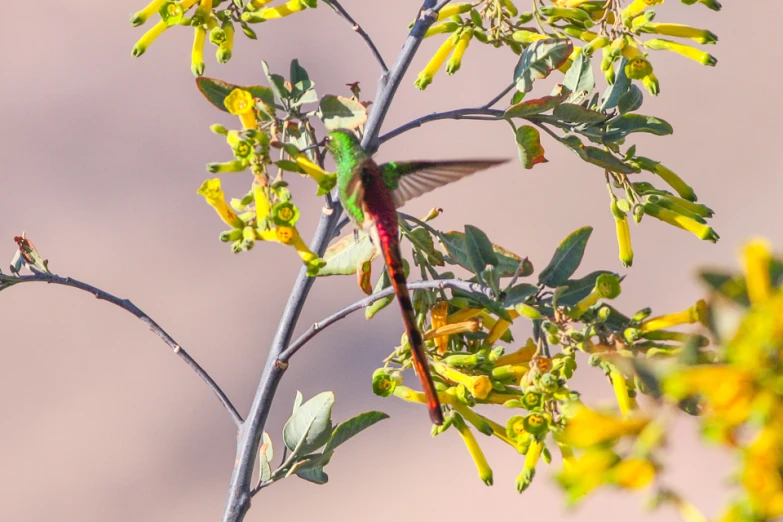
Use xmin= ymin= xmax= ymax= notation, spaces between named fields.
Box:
xmin=323 ymin=129 xmax=368 ymax=174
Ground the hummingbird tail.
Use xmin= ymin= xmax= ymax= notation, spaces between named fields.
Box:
xmin=378 ymin=226 xmax=444 ymax=426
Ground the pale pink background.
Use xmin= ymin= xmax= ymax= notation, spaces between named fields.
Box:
xmin=1 ymin=1 xmax=780 ymax=521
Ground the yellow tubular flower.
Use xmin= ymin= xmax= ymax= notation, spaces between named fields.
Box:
xmin=622 ymin=0 xmax=664 ymax=22
xmin=424 ymin=21 xmax=458 ymax=38
xmin=516 ymin=440 xmax=543 ymax=492
xmin=612 ymin=200 xmax=633 ymax=267
xmin=645 ymin=38 xmax=717 ymax=66
xmin=512 ymin=30 xmax=547 ymax=44
xmin=424 ymin=320 xmax=481 ymax=343
xmin=486 ymin=309 xmax=519 ymax=345
xmin=191 ymin=26 xmax=206 ymax=77
xmin=610 ymin=369 xmax=636 ymax=417
xmin=193 ymin=0 xmax=212 ymax=24
xmin=742 ymin=239 xmax=773 ymax=305
xmin=644 ymin=23 xmax=718 ymax=44
xmin=559 ymin=404 xmax=649 ymax=448
xmin=198 ymin=179 xmax=244 ymax=228
xmin=130 ymin=0 xmax=167 ymax=26
xmin=132 ymin=20 xmax=169 ymax=57
xmin=217 ymin=21 xmax=234 ymax=63
xmin=258 ymin=0 xmax=307 ymax=19
xmin=246 ymin=0 xmax=274 ymax=10
xmin=494 ymin=338 xmax=537 ymax=366
xmin=447 ymin=307 xmax=482 ymax=323
xmin=453 ymin=415 xmax=494 ymax=486
xmin=639 ymin=299 xmax=707 ymax=332
xmin=612 ymin=459 xmax=655 ymax=489
xmin=446 ymin=28 xmax=473 ymax=75
xmin=556 ymin=448 xmax=618 ymax=500
xmin=430 ymin=301 xmax=449 ymax=354
xmin=643 ymin=202 xmax=719 ymax=242
xmin=294 ymin=154 xmax=337 ymax=193
xmin=434 ymin=362 xmax=493 ymax=399
xmin=435 ymin=2 xmax=472 ymax=21
xmin=558 ymin=442 xmax=576 ymax=471
xmin=253 ymin=185 xmax=271 ymax=222
xmin=224 ymin=89 xmax=258 ymax=130
xmin=414 ymin=33 xmax=458 ymax=90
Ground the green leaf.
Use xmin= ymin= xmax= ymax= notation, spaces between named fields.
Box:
xmin=318 ymin=232 xmax=378 ymax=276
xmin=318 ymin=95 xmax=368 ymax=131
xmin=604 ymin=114 xmax=673 ymax=142
xmin=464 ymin=225 xmax=499 ymax=275
xmin=538 ymin=227 xmax=593 ymax=288
xmin=617 ymin=84 xmax=643 ymax=115
xmin=562 ymin=51 xmax=595 ymax=95
xmin=452 ymin=288 xmax=512 ymax=322
xmin=261 ymin=61 xmax=290 ymax=103
xmin=502 ymin=283 xmax=538 ymax=307
xmin=283 ymin=391 xmax=335 ymax=456
xmin=513 ymin=38 xmax=573 ymax=93
xmin=630 ymin=359 xmax=662 ymax=399
xmin=439 ymin=232 xmax=525 ymax=277
xmin=504 ymin=93 xmax=568 ymax=118
xmin=290 ymin=59 xmax=310 ymax=88
xmin=324 ymin=411 xmax=390 ymax=453
xmin=258 ymin=432 xmax=274 ymax=483
xmin=582 ymin=146 xmax=636 ymax=173
xmin=557 ymin=270 xmax=616 ymax=306
xmin=698 ymin=270 xmax=749 ymax=306
xmin=294 ymin=451 xmax=333 ymax=484
xmin=292 ymin=390 xmax=303 ymax=414
xmin=514 ymin=125 xmax=547 ymax=169
xmin=599 ymin=58 xmax=630 ymax=111
xmin=552 ymin=103 xmax=606 ymax=124
xmin=195 ymin=77 xmax=275 ymax=112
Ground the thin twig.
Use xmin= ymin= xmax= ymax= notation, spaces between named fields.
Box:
xmin=280 ymin=279 xmax=494 ymax=362
xmin=219 ymin=4 xmax=446 ymax=521
xmin=482 ymin=82 xmax=516 ymax=109
xmin=323 ymin=0 xmax=388 ymax=74
xmin=0 ymin=270 xmax=243 ymax=427
xmin=378 ymin=107 xmax=505 ymax=145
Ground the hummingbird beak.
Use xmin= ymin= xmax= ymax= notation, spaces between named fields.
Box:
xmin=301 ymin=139 xmax=324 ymax=152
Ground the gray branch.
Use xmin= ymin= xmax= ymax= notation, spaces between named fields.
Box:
xmin=218 ymin=3 xmax=448 ymax=521
xmin=322 ymin=0 xmax=388 ymax=73
xmin=280 ymin=279 xmax=495 ymax=362
xmin=378 ymin=107 xmax=505 ymax=144
xmin=0 ymin=270 xmax=243 ymax=427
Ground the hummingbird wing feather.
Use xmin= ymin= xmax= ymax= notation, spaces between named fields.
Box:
xmin=380 ymin=160 xmax=508 ymax=208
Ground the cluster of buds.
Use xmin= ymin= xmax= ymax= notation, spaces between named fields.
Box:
xmin=131 ymin=0 xmax=318 ymax=75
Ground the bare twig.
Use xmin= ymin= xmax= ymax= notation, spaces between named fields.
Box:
xmin=323 ymin=0 xmax=388 ymax=73
xmin=378 ymin=107 xmax=505 ymax=145
xmin=0 ymin=270 xmax=243 ymax=427
xmin=280 ymin=279 xmax=495 ymax=362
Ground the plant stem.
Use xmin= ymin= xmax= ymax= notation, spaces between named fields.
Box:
xmin=378 ymin=107 xmax=505 ymax=145
xmin=322 ymin=0 xmax=389 ymax=73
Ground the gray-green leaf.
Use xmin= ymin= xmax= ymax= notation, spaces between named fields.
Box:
xmin=538 ymin=227 xmax=593 ymax=287
xmin=283 ymin=391 xmax=335 ymax=456
xmin=324 ymin=411 xmax=390 ymax=453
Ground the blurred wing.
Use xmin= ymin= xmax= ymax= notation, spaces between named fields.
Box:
xmin=381 ymin=160 xmax=508 ymax=208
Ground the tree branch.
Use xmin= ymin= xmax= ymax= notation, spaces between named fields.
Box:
xmin=280 ymin=279 xmax=495 ymax=362
xmin=219 ymin=3 xmax=448 ymax=521
xmin=378 ymin=107 xmax=505 ymax=145
xmin=322 ymin=0 xmax=388 ymax=74
xmin=0 ymin=270 xmax=243 ymax=427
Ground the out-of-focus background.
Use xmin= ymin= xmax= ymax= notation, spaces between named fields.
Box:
xmin=0 ymin=1 xmax=779 ymax=520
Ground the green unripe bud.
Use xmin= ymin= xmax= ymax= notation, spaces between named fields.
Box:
xmin=538 ymin=373 xmax=559 ymax=393
xmin=372 ymin=371 xmax=397 ymax=397
xmin=220 ymin=228 xmax=243 ymax=242
xmin=624 ymin=327 xmax=641 ymax=343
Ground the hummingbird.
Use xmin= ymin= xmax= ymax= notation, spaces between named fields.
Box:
xmin=322 ymin=129 xmax=507 ymax=425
